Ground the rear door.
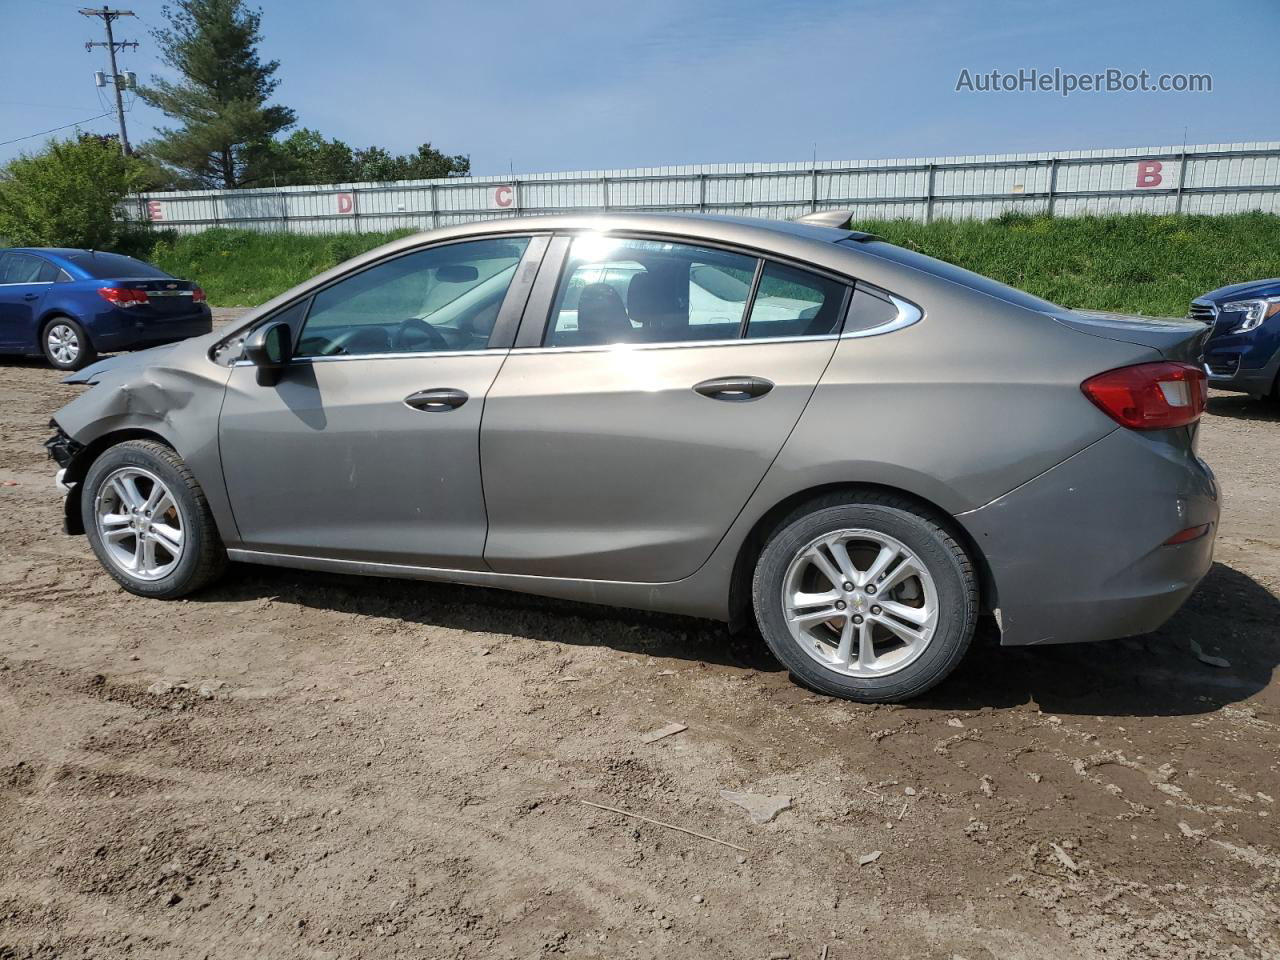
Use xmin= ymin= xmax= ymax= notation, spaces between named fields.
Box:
xmin=218 ymin=235 xmax=544 ymax=568
xmin=480 ymin=234 xmax=849 ymax=583
xmin=0 ymin=252 xmax=55 ymax=350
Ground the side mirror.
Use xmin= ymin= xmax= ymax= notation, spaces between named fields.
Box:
xmin=244 ymin=321 xmax=292 ymax=386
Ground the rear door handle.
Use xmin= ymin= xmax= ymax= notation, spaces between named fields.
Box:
xmin=692 ymin=376 xmax=774 ymax=402
xmin=23 ymin=293 xmax=38 ymax=301
xmin=403 ymin=387 xmax=468 ymax=411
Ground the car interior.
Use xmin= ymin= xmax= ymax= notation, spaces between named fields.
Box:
xmin=545 ymin=248 xmax=848 ymax=347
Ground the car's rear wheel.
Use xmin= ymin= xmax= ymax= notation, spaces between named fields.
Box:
xmin=753 ymin=494 xmax=977 ymax=703
xmin=42 ymin=317 xmax=97 ymax=371
xmin=82 ymin=440 xmax=226 ymax=598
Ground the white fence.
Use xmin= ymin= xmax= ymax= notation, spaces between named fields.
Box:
xmin=134 ymin=140 xmax=1280 ymax=235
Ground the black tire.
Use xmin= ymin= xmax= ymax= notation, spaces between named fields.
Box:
xmin=752 ymin=493 xmax=977 ymax=703
xmin=82 ymin=440 xmax=227 ymax=599
xmin=41 ymin=316 xmax=97 ymax=371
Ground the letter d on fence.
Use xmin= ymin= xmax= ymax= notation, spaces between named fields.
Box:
xmin=336 ymin=193 xmax=355 ymax=214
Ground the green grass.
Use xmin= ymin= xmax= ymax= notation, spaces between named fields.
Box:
xmin=128 ymin=213 xmax=1280 ymax=312
xmin=850 ymin=212 xmax=1280 ymax=316
xmin=138 ymin=228 xmax=414 ymax=306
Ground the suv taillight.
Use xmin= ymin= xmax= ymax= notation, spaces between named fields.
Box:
xmin=1081 ymin=362 xmax=1208 ymax=430
xmin=98 ymin=286 xmax=149 ymax=308
xmin=192 ymin=286 xmax=207 ymax=303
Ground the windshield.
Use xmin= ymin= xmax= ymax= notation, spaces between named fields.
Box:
xmin=68 ymin=252 xmax=173 ymax=280
xmin=843 ymin=239 xmax=1062 ymax=313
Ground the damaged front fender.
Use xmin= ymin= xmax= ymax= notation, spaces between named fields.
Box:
xmin=49 ymin=331 xmax=240 ymax=544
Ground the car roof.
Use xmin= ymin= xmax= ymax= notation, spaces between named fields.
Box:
xmin=351 ymin=212 xmax=864 ymax=279
xmin=418 ymin=211 xmax=856 ymax=246
xmin=5 ymin=247 xmax=93 ymax=257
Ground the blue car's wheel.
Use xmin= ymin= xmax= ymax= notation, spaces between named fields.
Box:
xmin=42 ymin=316 xmax=97 ymax=371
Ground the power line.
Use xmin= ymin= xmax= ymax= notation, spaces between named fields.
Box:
xmin=0 ymin=112 xmax=115 ymax=148
xmin=79 ymin=6 xmax=138 ymax=155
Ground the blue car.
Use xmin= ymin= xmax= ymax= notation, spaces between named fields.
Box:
xmin=0 ymin=248 xmax=211 ymax=371
xmin=1192 ymin=278 xmax=1280 ymax=401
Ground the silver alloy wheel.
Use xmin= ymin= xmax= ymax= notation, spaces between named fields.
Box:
xmin=47 ymin=322 xmax=80 ymax=366
xmin=781 ymin=528 xmax=939 ymax=678
xmin=94 ymin=467 xmax=185 ymax=581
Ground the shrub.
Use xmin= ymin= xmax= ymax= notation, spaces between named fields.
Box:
xmin=0 ymin=134 xmax=148 ymax=249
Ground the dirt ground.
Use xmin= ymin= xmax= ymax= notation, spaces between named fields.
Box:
xmin=1 ymin=311 xmax=1277 ymax=959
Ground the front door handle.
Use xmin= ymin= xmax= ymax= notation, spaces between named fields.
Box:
xmin=692 ymin=376 xmax=774 ymax=402
xmin=403 ymin=387 xmax=468 ymax=411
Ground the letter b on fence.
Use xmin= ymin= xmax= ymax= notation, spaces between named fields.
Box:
xmin=1135 ymin=160 xmax=1163 ymax=188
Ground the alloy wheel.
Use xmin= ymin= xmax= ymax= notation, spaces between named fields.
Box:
xmin=781 ymin=528 xmax=939 ymax=678
xmin=94 ymin=467 xmax=185 ymax=581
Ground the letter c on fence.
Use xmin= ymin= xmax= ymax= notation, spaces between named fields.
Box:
xmin=1136 ymin=160 xmax=1163 ymax=188
xmin=494 ymin=185 xmax=514 ymax=208
xmin=336 ymin=193 xmax=354 ymax=214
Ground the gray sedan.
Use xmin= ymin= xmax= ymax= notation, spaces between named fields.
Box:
xmin=45 ymin=212 xmax=1218 ymax=702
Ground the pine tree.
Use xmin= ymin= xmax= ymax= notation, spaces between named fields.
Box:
xmin=139 ymin=0 xmax=295 ymax=188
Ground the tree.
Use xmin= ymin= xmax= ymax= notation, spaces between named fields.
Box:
xmin=139 ymin=0 xmax=295 ymax=188
xmin=267 ymin=128 xmax=470 ymax=186
xmin=0 ymin=134 xmax=147 ymax=248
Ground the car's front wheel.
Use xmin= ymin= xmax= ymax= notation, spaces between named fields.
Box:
xmin=42 ymin=317 xmax=97 ymax=371
xmin=753 ymin=494 xmax=977 ymax=703
xmin=82 ymin=440 xmax=227 ymax=598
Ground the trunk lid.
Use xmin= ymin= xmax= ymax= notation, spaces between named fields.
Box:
xmin=106 ymin=278 xmax=202 ymax=316
xmin=1052 ymin=310 xmax=1212 ymax=363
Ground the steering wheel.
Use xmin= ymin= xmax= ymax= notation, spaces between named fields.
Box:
xmin=392 ymin=317 xmax=448 ymax=352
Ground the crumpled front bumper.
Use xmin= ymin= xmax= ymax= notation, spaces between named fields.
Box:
xmin=45 ymin=422 xmax=85 ymax=532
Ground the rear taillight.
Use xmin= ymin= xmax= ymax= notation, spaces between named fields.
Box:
xmin=1081 ymin=361 xmax=1207 ymax=430
xmin=98 ymin=286 xmax=149 ymax=308
xmin=1164 ymin=523 xmax=1212 ymax=545
xmin=192 ymin=286 xmax=207 ymax=303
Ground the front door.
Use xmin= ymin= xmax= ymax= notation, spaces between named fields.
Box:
xmin=218 ymin=235 xmax=536 ymax=568
xmin=481 ymin=235 xmax=850 ymax=583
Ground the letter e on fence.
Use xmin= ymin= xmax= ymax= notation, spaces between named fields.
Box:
xmin=493 ymin=185 xmax=514 ymax=208
xmin=1135 ymin=160 xmax=1163 ymax=188
xmin=336 ymin=193 xmax=355 ymax=214
xmin=147 ymin=200 xmax=163 ymax=221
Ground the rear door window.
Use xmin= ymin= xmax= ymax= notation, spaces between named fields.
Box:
xmin=545 ymin=237 xmax=759 ymax=346
xmin=743 ymin=262 xmax=849 ymax=339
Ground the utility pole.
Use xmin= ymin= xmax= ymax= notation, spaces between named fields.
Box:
xmin=80 ymin=6 xmax=138 ymax=155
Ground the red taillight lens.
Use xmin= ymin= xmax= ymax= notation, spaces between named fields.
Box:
xmin=1081 ymin=362 xmax=1207 ymax=430
xmin=98 ymin=286 xmax=149 ymax=307
xmin=192 ymin=286 xmax=207 ymax=303
xmin=1164 ymin=523 xmax=1212 ymax=545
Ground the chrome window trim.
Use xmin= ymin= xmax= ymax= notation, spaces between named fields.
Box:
xmin=0 ymin=281 xmax=54 ymax=287
xmin=231 ymin=346 xmax=498 ymax=367
xmin=244 ymin=292 xmax=926 ymax=364
xmin=511 ymin=292 xmax=921 ymax=356
xmin=843 ymin=292 xmax=923 ymax=339
xmin=508 ymin=333 xmax=838 ymax=357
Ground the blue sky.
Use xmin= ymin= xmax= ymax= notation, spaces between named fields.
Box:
xmin=2 ymin=0 xmax=1277 ymax=173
